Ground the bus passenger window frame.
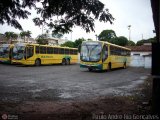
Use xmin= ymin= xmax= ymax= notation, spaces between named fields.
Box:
xmin=53 ymin=48 xmax=59 ymax=54
xmin=102 ymin=45 xmax=108 ymax=62
xmin=59 ymin=48 xmax=64 ymax=54
xmin=26 ymin=45 xmax=34 ymax=59
xmin=65 ymin=49 xmax=70 ymax=54
xmin=36 ymin=46 xmax=39 ymax=54
xmin=40 ymin=46 xmax=46 ymax=54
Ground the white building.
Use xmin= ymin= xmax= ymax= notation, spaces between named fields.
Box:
xmin=11 ymin=38 xmax=36 ymax=44
xmin=47 ymin=37 xmax=66 ymax=45
xmin=128 ymin=43 xmax=152 ymax=68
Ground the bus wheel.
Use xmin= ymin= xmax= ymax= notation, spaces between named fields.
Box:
xmin=123 ymin=62 xmax=126 ymax=69
xmin=66 ymin=59 xmax=70 ymax=65
xmin=35 ymin=59 xmax=41 ymax=66
xmin=62 ymin=59 xmax=66 ymax=65
xmin=107 ymin=63 xmax=111 ymax=71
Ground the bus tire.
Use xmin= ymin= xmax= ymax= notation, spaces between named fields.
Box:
xmin=62 ymin=59 xmax=66 ymax=65
xmin=123 ymin=62 xmax=126 ymax=69
xmin=66 ymin=59 xmax=70 ymax=65
xmin=35 ymin=59 xmax=41 ymax=66
xmin=107 ymin=63 xmax=111 ymax=71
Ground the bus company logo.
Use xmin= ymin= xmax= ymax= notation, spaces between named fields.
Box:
xmin=1 ymin=114 xmax=8 ymax=120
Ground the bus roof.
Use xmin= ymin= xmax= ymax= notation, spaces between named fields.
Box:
xmin=82 ymin=41 xmax=131 ymax=51
xmin=14 ymin=43 xmax=78 ymax=50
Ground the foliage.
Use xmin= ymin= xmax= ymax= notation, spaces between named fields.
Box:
xmin=74 ymin=38 xmax=86 ymax=48
xmin=37 ymin=34 xmax=48 ymax=39
xmin=4 ymin=32 xmax=18 ymax=42
xmin=0 ymin=0 xmax=114 ymax=33
xmin=52 ymin=31 xmax=63 ymax=38
xmin=20 ymin=31 xmax=32 ymax=40
xmin=36 ymin=38 xmax=48 ymax=45
xmin=87 ymin=38 xmax=93 ymax=41
xmin=147 ymin=37 xmax=156 ymax=43
xmin=98 ymin=29 xmax=117 ymax=41
xmin=61 ymin=41 xmax=75 ymax=48
xmin=110 ymin=36 xmax=128 ymax=46
xmin=136 ymin=37 xmax=156 ymax=46
xmin=127 ymin=40 xmax=136 ymax=46
xmin=98 ymin=29 xmax=132 ymax=46
xmin=0 ymin=0 xmax=31 ymax=30
xmin=36 ymin=34 xmax=49 ymax=45
xmin=136 ymin=40 xmax=146 ymax=46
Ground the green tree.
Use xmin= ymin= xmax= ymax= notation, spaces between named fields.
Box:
xmin=36 ymin=38 xmax=48 ymax=45
xmin=127 ymin=40 xmax=136 ymax=46
xmin=74 ymin=38 xmax=86 ymax=48
xmin=61 ymin=41 xmax=75 ymax=48
xmin=0 ymin=0 xmax=114 ymax=33
xmin=136 ymin=40 xmax=145 ymax=46
xmin=87 ymin=38 xmax=93 ymax=41
xmin=20 ymin=30 xmax=32 ymax=42
xmin=98 ymin=29 xmax=117 ymax=41
xmin=136 ymin=37 xmax=155 ymax=46
xmin=36 ymin=34 xmax=48 ymax=45
xmin=4 ymin=32 xmax=18 ymax=43
xmin=25 ymin=30 xmax=32 ymax=38
xmin=110 ymin=36 xmax=128 ymax=46
xmin=52 ymin=31 xmax=63 ymax=39
xmin=37 ymin=34 xmax=48 ymax=39
xmin=147 ymin=36 xmax=156 ymax=43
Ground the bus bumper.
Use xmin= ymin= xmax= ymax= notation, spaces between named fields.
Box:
xmin=12 ymin=60 xmax=23 ymax=65
xmin=0 ymin=60 xmax=11 ymax=64
xmin=80 ymin=63 xmax=103 ymax=70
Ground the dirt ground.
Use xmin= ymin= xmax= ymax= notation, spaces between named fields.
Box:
xmin=1 ymin=76 xmax=158 ymax=120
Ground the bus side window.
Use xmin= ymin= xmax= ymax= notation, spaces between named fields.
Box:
xmin=36 ymin=46 xmax=39 ymax=54
xmin=110 ymin=46 xmax=113 ymax=55
xmin=74 ymin=50 xmax=78 ymax=55
xmin=70 ymin=49 xmax=73 ymax=55
xmin=47 ymin=47 xmax=53 ymax=54
xmin=102 ymin=45 xmax=108 ymax=62
xmin=117 ymin=48 xmax=121 ymax=56
xmin=53 ymin=48 xmax=59 ymax=54
xmin=40 ymin=46 xmax=46 ymax=54
xmin=65 ymin=49 xmax=69 ymax=54
xmin=59 ymin=48 xmax=64 ymax=54
xmin=27 ymin=46 xmax=34 ymax=58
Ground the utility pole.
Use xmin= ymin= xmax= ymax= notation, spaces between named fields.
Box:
xmin=42 ymin=23 xmax=44 ymax=34
xmin=142 ymin=34 xmax=143 ymax=40
xmin=71 ymin=31 xmax=72 ymax=41
xmin=95 ymin=34 xmax=98 ymax=41
xmin=128 ymin=25 xmax=131 ymax=40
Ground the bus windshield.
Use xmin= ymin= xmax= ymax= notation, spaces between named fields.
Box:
xmin=80 ymin=42 xmax=102 ymax=62
xmin=13 ymin=44 xmax=25 ymax=60
xmin=0 ymin=44 xmax=10 ymax=58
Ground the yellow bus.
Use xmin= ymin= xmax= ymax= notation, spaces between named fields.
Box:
xmin=80 ymin=41 xmax=131 ymax=71
xmin=0 ymin=44 xmax=14 ymax=64
xmin=12 ymin=43 xmax=78 ymax=66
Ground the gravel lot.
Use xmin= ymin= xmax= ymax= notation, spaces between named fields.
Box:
xmin=0 ymin=63 xmax=150 ymax=102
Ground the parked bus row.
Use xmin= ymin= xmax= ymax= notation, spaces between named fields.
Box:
xmin=0 ymin=43 xmax=78 ymax=66
xmin=0 ymin=41 xmax=131 ymax=71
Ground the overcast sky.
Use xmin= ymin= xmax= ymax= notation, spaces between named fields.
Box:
xmin=0 ymin=0 xmax=155 ymax=43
